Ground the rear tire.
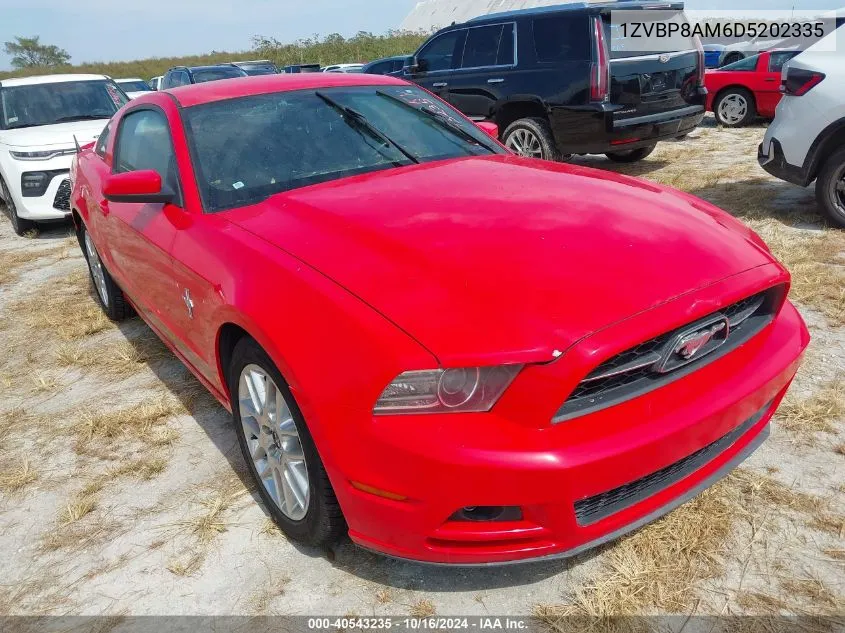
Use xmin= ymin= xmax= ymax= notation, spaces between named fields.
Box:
xmin=714 ymin=88 xmax=756 ymax=127
xmin=229 ymin=338 xmax=346 ymax=547
xmin=80 ymin=224 xmax=131 ymax=321
xmin=0 ymin=175 xmax=36 ymax=237
xmin=815 ymin=147 xmax=845 ymax=228
xmin=605 ymin=144 xmax=657 ymax=163
xmin=502 ymin=117 xmax=561 ymax=162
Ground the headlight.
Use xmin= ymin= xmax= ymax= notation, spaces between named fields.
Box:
xmin=374 ymin=365 xmax=523 ymax=414
xmin=9 ymin=149 xmax=75 ymax=161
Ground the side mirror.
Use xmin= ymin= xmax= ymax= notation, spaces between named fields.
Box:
xmin=405 ymin=55 xmax=420 ymax=74
xmin=476 ymin=121 xmax=499 ymax=139
xmin=103 ymin=170 xmax=174 ymax=204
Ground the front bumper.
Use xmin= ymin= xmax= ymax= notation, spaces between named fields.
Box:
xmin=758 ymin=138 xmax=813 ymax=187
xmin=329 ymin=267 xmax=809 ymax=565
xmin=0 ymin=154 xmax=74 ymax=221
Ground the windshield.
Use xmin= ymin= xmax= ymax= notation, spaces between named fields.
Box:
xmin=117 ymin=80 xmax=152 ymax=92
xmin=0 ymin=80 xmax=127 ymax=130
xmin=191 ymin=67 xmax=247 ymax=83
xmin=183 ymin=85 xmax=504 ymax=212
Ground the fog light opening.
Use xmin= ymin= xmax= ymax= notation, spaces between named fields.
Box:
xmin=448 ymin=506 xmax=522 ymax=522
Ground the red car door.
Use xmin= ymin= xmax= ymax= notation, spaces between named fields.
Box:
xmin=757 ymin=51 xmax=800 ymax=117
xmin=102 ymin=106 xmax=184 ymax=339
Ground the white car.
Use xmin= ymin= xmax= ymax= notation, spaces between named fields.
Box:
xmin=115 ymin=77 xmax=153 ymax=99
xmin=322 ymin=63 xmax=364 ymax=73
xmin=759 ymin=29 xmax=845 ymax=227
xmin=0 ymin=74 xmax=128 ymax=235
xmin=150 ymin=76 xmax=163 ymax=91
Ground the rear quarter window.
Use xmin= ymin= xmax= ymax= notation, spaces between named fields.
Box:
xmin=533 ymin=15 xmax=591 ymax=63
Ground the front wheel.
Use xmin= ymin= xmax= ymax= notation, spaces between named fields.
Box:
xmin=81 ymin=225 xmax=131 ymax=320
xmin=0 ymin=175 xmax=36 ymax=236
xmin=815 ymin=146 xmax=845 ymax=228
xmin=229 ymin=338 xmax=346 ymax=546
xmin=502 ymin=117 xmax=561 ymax=162
xmin=605 ymin=144 xmax=657 ymax=163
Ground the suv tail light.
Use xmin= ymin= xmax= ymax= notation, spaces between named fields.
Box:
xmin=591 ymin=17 xmax=610 ymax=102
xmin=781 ymin=68 xmax=826 ymax=96
xmin=694 ymin=36 xmax=705 ymax=86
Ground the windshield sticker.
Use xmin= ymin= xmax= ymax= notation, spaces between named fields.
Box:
xmin=105 ymin=84 xmax=123 ymax=107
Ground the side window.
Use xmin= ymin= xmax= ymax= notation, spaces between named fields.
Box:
xmin=370 ymin=61 xmax=390 ymax=75
xmin=769 ymin=51 xmax=799 ymax=73
xmin=95 ymin=122 xmax=111 ymax=158
xmin=113 ymin=109 xmax=180 ymax=203
xmin=498 ymin=23 xmax=516 ymax=66
xmin=393 ymin=59 xmax=406 ymax=73
xmin=417 ymin=30 xmax=466 ymax=73
xmin=533 ymin=16 xmax=591 ymax=63
xmin=723 ymin=54 xmax=758 ymax=71
xmin=462 ymin=25 xmax=504 ymax=69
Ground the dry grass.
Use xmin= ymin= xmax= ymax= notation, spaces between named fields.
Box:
xmin=777 ymin=380 xmax=844 ymax=437
xmin=73 ymin=395 xmax=185 ymax=457
xmin=59 ymin=492 xmax=98 ymax=524
xmin=0 ymin=459 xmax=38 ymax=494
xmin=4 ymin=269 xmax=113 ymax=342
xmin=249 ymin=575 xmax=291 ymax=614
xmin=179 ymin=480 xmax=249 ymax=544
xmin=409 ymin=599 xmax=436 ymax=617
xmin=533 ymin=469 xmax=836 ymax=618
xmin=835 ymin=444 xmax=845 ymax=456
xmin=0 ymin=241 xmax=70 ymax=287
xmin=166 ymin=553 xmax=205 ymax=577
xmin=54 ymin=330 xmax=169 ymax=377
xmin=375 ymin=589 xmax=393 ymax=604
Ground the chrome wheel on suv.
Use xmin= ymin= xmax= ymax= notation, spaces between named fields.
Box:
xmin=506 ymin=129 xmax=543 ymax=159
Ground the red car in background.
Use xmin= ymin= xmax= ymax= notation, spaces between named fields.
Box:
xmin=705 ymin=50 xmax=801 ymax=127
xmin=70 ymin=73 xmax=809 ymax=565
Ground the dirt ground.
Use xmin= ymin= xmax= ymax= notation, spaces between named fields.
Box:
xmin=0 ymin=115 xmax=842 ymax=623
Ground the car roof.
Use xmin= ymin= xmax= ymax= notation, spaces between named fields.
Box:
xmin=0 ymin=73 xmax=109 ymax=88
xmin=166 ymin=72 xmax=407 ymax=108
xmin=468 ymin=0 xmax=684 ymax=23
xmin=116 ymin=77 xmax=145 ymax=82
xmin=187 ymin=65 xmax=244 ymax=72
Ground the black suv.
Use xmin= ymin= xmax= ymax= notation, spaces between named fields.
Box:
xmin=161 ymin=65 xmax=248 ymax=89
xmin=401 ymin=1 xmax=706 ymax=162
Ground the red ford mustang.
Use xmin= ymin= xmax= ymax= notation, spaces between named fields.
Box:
xmin=705 ymin=50 xmax=801 ymax=127
xmin=70 ymin=73 xmax=809 ymax=565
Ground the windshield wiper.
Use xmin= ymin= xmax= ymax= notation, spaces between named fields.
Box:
xmin=53 ymin=115 xmax=110 ymax=123
xmin=375 ymin=90 xmax=491 ymax=149
xmin=315 ymin=91 xmax=419 ymax=165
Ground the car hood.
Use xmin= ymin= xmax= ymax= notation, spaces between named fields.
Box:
xmin=0 ymin=120 xmax=107 ymax=149
xmin=227 ymin=156 xmax=775 ymax=363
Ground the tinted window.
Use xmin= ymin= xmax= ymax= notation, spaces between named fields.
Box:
xmin=393 ymin=59 xmax=407 ymax=73
xmin=114 ymin=109 xmax=180 ymax=199
xmin=722 ymin=54 xmax=759 ymax=71
xmin=241 ymin=66 xmax=277 ymax=76
xmin=498 ymin=23 xmax=515 ymax=66
xmin=183 ymin=85 xmax=503 ymax=212
xmin=117 ymin=80 xmax=152 ymax=92
xmin=418 ymin=30 xmax=465 ymax=72
xmin=462 ymin=25 xmax=504 ymax=68
xmin=602 ymin=11 xmax=696 ymax=59
xmin=191 ymin=67 xmax=246 ymax=83
xmin=769 ymin=51 xmax=799 ymax=72
xmin=533 ymin=15 xmax=590 ymax=63
xmin=0 ymin=80 xmax=126 ymax=130
xmin=367 ymin=61 xmax=392 ymax=75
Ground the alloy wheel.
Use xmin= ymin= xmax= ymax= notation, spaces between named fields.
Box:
xmin=718 ymin=94 xmax=748 ymax=125
xmin=84 ymin=232 xmax=109 ymax=307
xmin=238 ymin=365 xmax=310 ymax=521
xmin=506 ymin=129 xmax=544 ymax=159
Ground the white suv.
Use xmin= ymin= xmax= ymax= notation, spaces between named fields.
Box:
xmin=0 ymin=74 xmax=127 ymax=235
xmin=759 ymin=30 xmax=845 ymax=227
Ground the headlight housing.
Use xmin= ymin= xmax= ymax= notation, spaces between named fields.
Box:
xmin=374 ymin=365 xmax=523 ymax=414
xmin=9 ymin=149 xmax=75 ymax=161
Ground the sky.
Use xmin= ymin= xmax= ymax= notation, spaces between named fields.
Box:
xmin=0 ymin=0 xmax=839 ymax=71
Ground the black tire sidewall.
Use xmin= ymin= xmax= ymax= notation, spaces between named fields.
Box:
xmin=79 ymin=224 xmax=130 ymax=320
xmin=606 ymin=144 xmax=657 ymax=163
xmin=503 ymin=117 xmax=561 ymax=162
xmin=0 ymin=175 xmax=34 ymax=236
xmin=816 ymin=149 xmax=845 ymax=228
xmin=228 ymin=338 xmax=345 ymax=546
xmin=715 ymin=89 xmax=755 ymax=127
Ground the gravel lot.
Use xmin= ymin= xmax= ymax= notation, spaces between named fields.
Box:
xmin=0 ymin=116 xmax=842 ymax=623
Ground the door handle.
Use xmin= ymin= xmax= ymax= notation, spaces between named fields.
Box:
xmin=432 ymin=82 xmax=448 ymax=88
xmin=764 ymin=78 xmax=777 ymax=82
xmin=488 ymin=78 xmax=505 ymax=84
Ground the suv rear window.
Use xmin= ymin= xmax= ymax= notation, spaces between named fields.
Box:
xmin=602 ymin=11 xmax=696 ymax=59
xmin=533 ymin=15 xmax=591 ymax=63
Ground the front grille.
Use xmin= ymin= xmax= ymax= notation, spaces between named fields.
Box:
xmin=554 ymin=286 xmax=784 ymax=423
xmin=52 ymin=179 xmax=71 ymax=211
xmin=573 ymin=401 xmax=772 ymax=526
